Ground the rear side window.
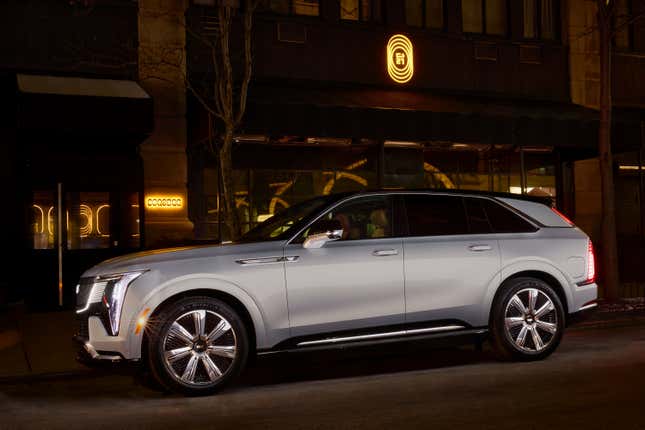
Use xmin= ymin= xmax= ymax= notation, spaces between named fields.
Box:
xmin=481 ymin=199 xmax=538 ymax=233
xmin=464 ymin=198 xmax=492 ymax=234
xmin=404 ymin=195 xmax=468 ymax=236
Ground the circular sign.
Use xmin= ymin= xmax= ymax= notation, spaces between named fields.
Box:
xmin=387 ymin=34 xmax=414 ymax=84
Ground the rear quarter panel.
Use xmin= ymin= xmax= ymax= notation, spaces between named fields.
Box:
xmin=480 ymin=228 xmax=590 ymax=324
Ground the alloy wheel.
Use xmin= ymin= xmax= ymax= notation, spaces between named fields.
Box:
xmin=162 ymin=309 xmax=237 ymax=386
xmin=503 ymin=288 xmax=558 ymax=353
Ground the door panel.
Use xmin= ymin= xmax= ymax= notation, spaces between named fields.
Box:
xmin=401 ymin=193 xmax=501 ymax=327
xmin=283 ymin=194 xmax=405 ymax=337
xmin=284 ymin=238 xmax=405 ymax=337
xmin=403 ymin=235 xmax=500 ymax=326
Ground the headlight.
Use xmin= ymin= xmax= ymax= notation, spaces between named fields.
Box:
xmin=76 ymin=271 xmax=146 ymax=336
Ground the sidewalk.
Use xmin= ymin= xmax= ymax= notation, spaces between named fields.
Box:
xmin=0 ymin=303 xmax=87 ymax=380
xmin=1 ymin=299 xmax=644 ymax=383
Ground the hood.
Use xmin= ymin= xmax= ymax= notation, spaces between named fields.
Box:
xmin=82 ymin=241 xmax=285 ymax=277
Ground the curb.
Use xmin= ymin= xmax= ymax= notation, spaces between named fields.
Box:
xmin=1 ymin=315 xmax=643 ymax=385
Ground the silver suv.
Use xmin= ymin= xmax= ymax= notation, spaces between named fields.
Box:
xmin=75 ymin=191 xmax=597 ymax=395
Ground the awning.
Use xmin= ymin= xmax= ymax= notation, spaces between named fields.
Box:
xmin=243 ymin=83 xmax=643 ymax=156
xmin=16 ymin=74 xmax=154 ymax=136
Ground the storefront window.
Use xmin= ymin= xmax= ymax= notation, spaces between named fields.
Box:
xmin=32 ymin=191 xmax=56 ymax=250
xmin=66 ymin=192 xmax=111 ymax=250
xmin=523 ymin=0 xmax=557 ymax=40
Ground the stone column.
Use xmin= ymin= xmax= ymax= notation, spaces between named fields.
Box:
xmin=138 ymin=0 xmax=194 ymax=247
xmin=568 ymin=0 xmax=602 ymax=242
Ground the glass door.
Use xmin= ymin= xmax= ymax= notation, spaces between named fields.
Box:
xmin=28 ymin=187 xmax=142 ymax=308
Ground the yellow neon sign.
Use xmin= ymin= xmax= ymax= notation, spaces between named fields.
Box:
xmin=145 ymin=195 xmax=184 ymax=210
xmin=387 ymin=34 xmax=414 ymax=84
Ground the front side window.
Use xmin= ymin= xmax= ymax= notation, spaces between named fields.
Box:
xmin=259 ymin=0 xmax=319 ymax=16
xmin=405 ymin=0 xmax=444 ymax=29
xmin=239 ymin=195 xmax=341 ymax=243
xmin=301 ymin=196 xmax=393 ymax=241
xmin=523 ymin=0 xmax=557 ymax=40
xmin=404 ymin=194 xmax=469 ymax=237
xmin=462 ymin=0 xmax=507 ymax=36
xmin=340 ymin=0 xmax=382 ymax=22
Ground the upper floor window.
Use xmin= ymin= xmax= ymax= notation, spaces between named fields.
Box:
xmin=405 ymin=0 xmax=444 ymax=29
xmin=523 ymin=0 xmax=558 ymax=40
xmin=340 ymin=0 xmax=383 ymax=22
xmin=462 ymin=0 xmax=507 ymax=36
xmin=614 ymin=0 xmax=631 ymax=50
xmin=259 ymin=0 xmax=320 ymax=16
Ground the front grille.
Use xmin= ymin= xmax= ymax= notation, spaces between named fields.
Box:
xmin=77 ymin=316 xmax=89 ymax=339
xmin=76 ymin=277 xmax=107 ymax=311
xmin=76 ymin=277 xmax=95 ymax=310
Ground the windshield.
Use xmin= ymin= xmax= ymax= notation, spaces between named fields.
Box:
xmin=237 ymin=194 xmax=347 ymax=243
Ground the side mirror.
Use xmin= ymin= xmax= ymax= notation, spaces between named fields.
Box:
xmin=303 ymin=219 xmax=344 ymax=249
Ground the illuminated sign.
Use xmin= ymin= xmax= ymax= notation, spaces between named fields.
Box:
xmin=387 ymin=34 xmax=414 ymax=84
xmin=145 ymin=195 xmax=184 ymax=210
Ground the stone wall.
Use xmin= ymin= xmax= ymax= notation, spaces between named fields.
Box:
xmin=138 ymin=0 xmax=193 ymax=247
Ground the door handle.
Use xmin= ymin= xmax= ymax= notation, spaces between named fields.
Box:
xmin=372 ymin=249 xmax=399 ymax=256
xmin=468 ymin=245 xmax=492 ymax=252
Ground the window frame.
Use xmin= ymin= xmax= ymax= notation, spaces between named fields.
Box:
xmin=522 ymin=0 xmax=560 ymax=42
xmin=405 ymin=0 xmax=446 ymax=31
xmin=461 ymin=0 xmax=509 ymax=38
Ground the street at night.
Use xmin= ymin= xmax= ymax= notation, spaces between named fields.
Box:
xmin=2 ymin=320 xmax=645 ymax=429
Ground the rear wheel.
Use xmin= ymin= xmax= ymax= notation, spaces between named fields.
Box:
xmin=146 ymin=296 xmax=249 ymax=396
xmin=490 ymin=277 xmax=565 ymax=361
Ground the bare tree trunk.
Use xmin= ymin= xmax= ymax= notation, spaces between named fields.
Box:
xmin=218 ymin=126 xmax=240 ymax=240
xmin=598 ymin=2 xmax=620 ymax=300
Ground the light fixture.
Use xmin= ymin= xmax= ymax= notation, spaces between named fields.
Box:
xmin=387 ymin=34 xmax=414 ymax=84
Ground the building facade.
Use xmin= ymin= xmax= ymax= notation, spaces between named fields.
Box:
xmin=2 ymin=0 xmax=644 ymax=306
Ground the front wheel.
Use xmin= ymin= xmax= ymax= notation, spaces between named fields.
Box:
xmin=146 ymin=296 xmax=249 ymax=396
xmin=490 ymin=277 xmax=565 ymax=361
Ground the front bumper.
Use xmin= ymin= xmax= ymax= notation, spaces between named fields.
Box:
xmin=73 ymin=335 xmax=124 ymax=362
xmin=74 ymin=314 xmax=135 ymax=362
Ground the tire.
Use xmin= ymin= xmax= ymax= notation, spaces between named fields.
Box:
xmin=146 ymin=296 xmax=249 ymax=396
xmin=490 ymin=277 xmax=565 ymax=361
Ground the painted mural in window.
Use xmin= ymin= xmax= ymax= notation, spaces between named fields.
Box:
xmin=31 ymin=191 xmax=140 ymax=250
xmin=199 ymin=139 xmax=556 ymax=239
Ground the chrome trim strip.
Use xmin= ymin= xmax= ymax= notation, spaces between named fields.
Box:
xmin=83 ymin=342 xmax=122 ymax=362
xmin=296 ymin=325 xmax=466 ymax=347
xmin=235 ymin=256 xmax=283 ymax=265
xmin=578 ymin=302 xmax=598 ymax=312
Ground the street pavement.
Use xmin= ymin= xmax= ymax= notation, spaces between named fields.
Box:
xmin=1 ymin=321 xmax=644 ymax=429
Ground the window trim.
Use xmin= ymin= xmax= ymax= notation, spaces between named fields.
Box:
xmin=461 ymin=0 xmax=510 ymax=38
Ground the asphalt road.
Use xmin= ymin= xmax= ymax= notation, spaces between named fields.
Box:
xmin=2 ymin=322 xmax=645 ymax=430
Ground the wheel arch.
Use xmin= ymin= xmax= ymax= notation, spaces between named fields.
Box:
xmin=482 ymin=261 xmax=574 ymax=325
xmin=130 ymin=277 xmax=267 ymax=360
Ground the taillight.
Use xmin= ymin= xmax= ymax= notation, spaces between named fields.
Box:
xmin=551 ymin=207 xmax=574 ymax=226
xmin=586 ymin=240 xmax=596 ymax=284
